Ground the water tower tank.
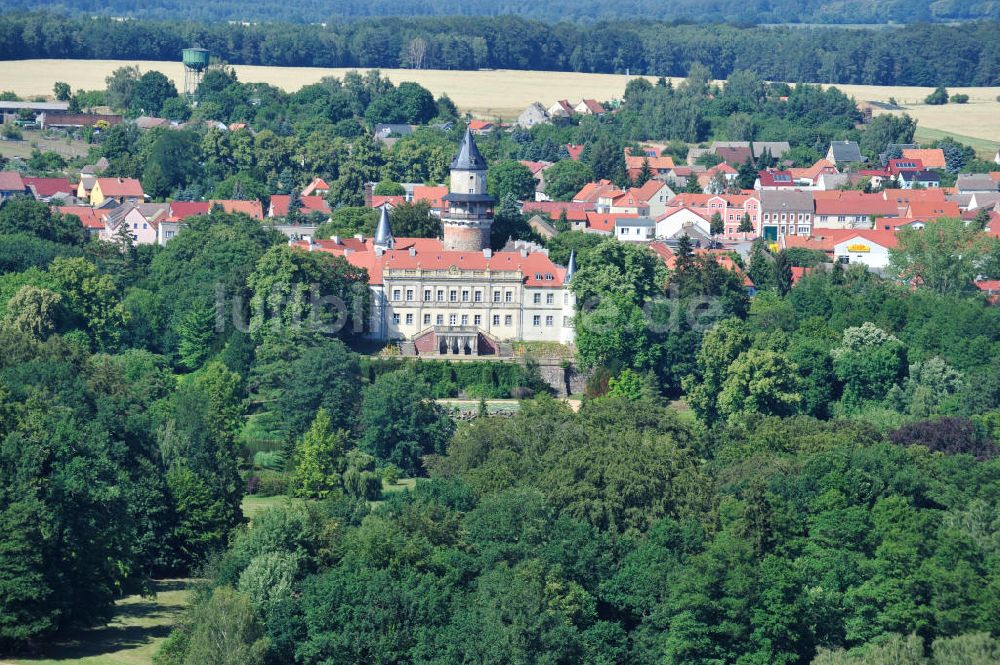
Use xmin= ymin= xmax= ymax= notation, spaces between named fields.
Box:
xmin=182 ymin=48 xmax=210 ymax=72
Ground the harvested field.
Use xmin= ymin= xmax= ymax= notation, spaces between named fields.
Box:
xmin=2 ymin=59 xmax=998 ymax=142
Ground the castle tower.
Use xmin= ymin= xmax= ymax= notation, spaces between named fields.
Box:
xmin=442 ymin=128 xmax=493 ymax=251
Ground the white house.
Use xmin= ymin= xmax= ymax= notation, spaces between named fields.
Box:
xmin=833 ymin=231 xmax=899 ymax=270
xmin=656 ymin=207 xmax=711 ymax=239
xmin=615 ymin=217 xmax=656 ymax=242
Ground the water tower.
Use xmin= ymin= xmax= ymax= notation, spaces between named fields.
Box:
xmin=182 ymin=47 xmax=210 ymax=99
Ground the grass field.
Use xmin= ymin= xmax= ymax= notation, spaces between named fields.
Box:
xmin=3 ymin=59 xmax=999 ymax=142
xmin=6 ymin=580 xmax=194 ymax=665
xmin=0 ymin=130 xmax=92 ymax=160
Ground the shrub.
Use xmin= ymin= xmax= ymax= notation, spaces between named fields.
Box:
xmin=249 ymin=471 xmax=291 ymax=496
xmin=889 ymin=417 xmax=996 ymax=460
xmin=925 ymin=86 xmax=949 ymax=105
xmin=951 ymin=93 xmax=969 ymax=104
xmin=343 ymin=468 xmax=382 ymax=500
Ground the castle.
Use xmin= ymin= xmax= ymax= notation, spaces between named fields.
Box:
xmin=298 ymin=129 xmax=576 ymax=355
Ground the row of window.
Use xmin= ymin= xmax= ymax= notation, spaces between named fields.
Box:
xmin=763 ymin=212 xmax=811 ymax=222
xmin=390 ymin=288 xmax=565 ymax=305
xmin=389 ymin=312 xmax=567 ymax=328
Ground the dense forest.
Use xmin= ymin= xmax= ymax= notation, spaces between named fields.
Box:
xmin=1 ymin=12 xmax=1000 ymax=86
xmin=6 ymin=0 xmax=1000 ymax=24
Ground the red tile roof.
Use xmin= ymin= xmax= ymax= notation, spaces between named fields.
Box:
xmin=814 ymin=192 xmax=898 ymax=217
xmin=573 ymin=179 xmax=619 ymax=206
xmin=757 ymin=169 xmax=796 ymax=188
xmin=521 ymin=200 xmax=588 ymax=221
xmin=56 ymin=205 xmax=103 ymax=229
xmin=0 ymin=171 xmax=26 ymax=192
xmin=468 ymin=119 xmax=494 ymax=131
xmin=270 ymin=195 xmax=331 ymax=217
xmin=411 ymin=185 xmax=449 ymax=210
xmin=302 ymin=177 xmax=330 ymax=196
xmin=168 ymin=201 xmax=211 ymax=220
xmin=23 ymin=177 xmax=73 ymax=198
xmin=518 ymin=160 xmax=551 ymax=175
xmin=586 ymin=212 xmax=636 ymax=233
xmin=901 ymin=149 xmax=946 ymax=170
xmin=371 ymin=195 xmax=406 ymax=209
xmin=579 ymin=99 xmax=606 ymax=114
xmin=95 ymin=177 xmax=143 ymax=198
xmin=904 ymin=201 xmax=960 ymax=219
xmin=299 ymin=237 xmax=566 ymax=287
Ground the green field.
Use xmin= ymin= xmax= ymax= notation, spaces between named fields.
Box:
xmin=913 ymin=127 xmax=1000 ymax=161
xmin=0 ymin=130 xmax=92 ymax=160
xmin=8 ymin=580 xmax=194 ymax=665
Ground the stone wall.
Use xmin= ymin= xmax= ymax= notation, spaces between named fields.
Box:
xmin=533 ymin=357 xmax=588 ymax=397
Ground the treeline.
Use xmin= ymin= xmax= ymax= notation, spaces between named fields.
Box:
xmin=7 ymin=0 xmax=1000 ymax=24
xmin=1 ymin=12 xmax=999 ymax=86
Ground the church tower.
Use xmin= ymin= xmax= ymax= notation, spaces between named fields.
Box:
xmin=442 ymin=128 xmax=493 ymax=251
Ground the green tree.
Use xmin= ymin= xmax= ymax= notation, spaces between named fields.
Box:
xmin=52 ymin=81 xmax=71 ymax=101
xmin=487 ymin=160 xmax=537 ymax=201
xmin=890 ymin=218 xmax=999 ymax=295
xmin=359 ymin=369 xmax=454 ymax=475
xmin=183 ymin=587 xmax=268 ymax=665
xmin=544 ymin=160 xmax=594 ymax=201
xmin=390 ymin=201 xmax=441 ymax=238
xmin=925 ymin=86 xmax=949 ymax=105
xmin=372 ymin=180 xmax=405 ymax=196
xmin=176 ymin=299 xmax=216 ymax=371
xmin=104 ymin=65 xmax=140 ymax=110
xmin=683 ymin=318 xmax=752 ymax=423
xmin=293 ymin=408 xmax=349 ymax=498
xmin=738 ymin=212 xmax=754 ymax=234
xmin=0 ymin=286 xmax=61 ymax=340
xmin=717 ymin=350 xmax=802 ymax=421
xmin=832 ymin=322 xmax=908 ymax=407
xmin=130 ymin=70 xmax=178 ymax=116
xmin=710 ymin=211 xmax=724 ymax=236
xmin=607 ymin=368 xmax=647 ymax=400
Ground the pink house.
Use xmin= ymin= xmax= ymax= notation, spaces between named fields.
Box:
xmin=664 ymin=193 xmax=761 ymax=239
xmin=101 ymin=203 xmax=170 ymax=245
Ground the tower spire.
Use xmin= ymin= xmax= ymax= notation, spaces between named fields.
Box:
xmin=451 ymin=127 xmax=487 ymax=171
xmin=374 ymin=205 xmax=394 ymax=249
xmin=565 ymin=250 xmax=577 ymax=282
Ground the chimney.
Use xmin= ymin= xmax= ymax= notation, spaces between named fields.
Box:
xmin=355 ymin=233 xmax=365 ymax=242
xmin=331 ymin=235 xmax=340 ymax=244
xmin=520 ymin=247 xmax=529 ymax=258
xmin=482 ymin=248 xmax=492 ymax=258
xmin=375 ymin=246 xmax=384 ymax=257
xmin=409 ymin=247 xmax=416 ymax=256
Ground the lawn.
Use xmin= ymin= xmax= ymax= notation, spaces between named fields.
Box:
xmin=7 ymin=580 xmax=194 ymax=665
xmin=0 ymin=130 xmax=92 ymax=160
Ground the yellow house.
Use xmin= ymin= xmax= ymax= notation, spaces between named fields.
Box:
xmin=89 ymin=177 xmax=144 ymax=206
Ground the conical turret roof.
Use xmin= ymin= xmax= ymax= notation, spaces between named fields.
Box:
xmin=374 ymin=205 xmax=394 ymax=248
xmin=450 ymin=127 xmax=487 ymax=171
xmin=565 ymin=250 xmax=577 ymax=282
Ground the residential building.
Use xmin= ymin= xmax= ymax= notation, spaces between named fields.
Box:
xmin=712 ymin=141 xmax=791 ymax=161
xmin=615 ymin=217 xmax=656 ymax=242
xmin=548 ymin=100 xmax=575 ymax=119
xmin=813 ymin=191 xmax=897 ymax=229
xmin=0 ymin=172 xmax=27 ymax=201
xmin=517 ymin=102 xmax=550 ymax=129
xmin=574 ymin=99 xmax=606 ymax=116
xmin=901 ymin=148 xmax=946 ymax=170
xmin=655 ymin=207 xmax=711 ymax=239
xmin=956 ymin=174 xmax=1000 ymax=193
xmin=826 ymin=140 xmax=864 ymax=164
xmin=759 ymin=190 xmax=814 ymax=239
xmin=756 ymin=169 xmax=797 ymax=190
xmin=23 ymin=177 xmax=74 ymax=202
xmin=624 ymin=147 xmax=676 ymax=182
xmin=661 ymin=193 xmax=761 ymax=239
xmin=897 ymin=170 xmax=941 ymax=189
xmin=89 ymin=177 xmax=144 ymax=206
xmin=268 ymin=195 xmax=331 ymax=218
xmin=302 ymin=178 xmax=330 ymax=197
xmin=832 ymin=230 xmax=898 ymax=270
xmin=101 ymin=203 xmax=170 ymax=245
